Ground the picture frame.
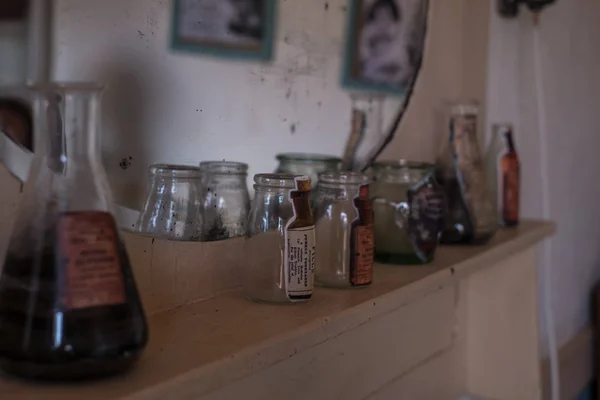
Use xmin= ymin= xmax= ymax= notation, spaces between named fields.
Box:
xmin=342 ymin=0 xmax=428 ymax=96
xmin=171 ymin=0 xmax=277 ymax=61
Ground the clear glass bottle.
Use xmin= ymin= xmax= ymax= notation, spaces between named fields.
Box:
xmin=435 ymin=100 xmax=497 ymax=244
xmin=314 ymin=172 xmax=373 ymax=288
xmin=199 ymin=161 xmax=250 ymax=241
xmin=0 ymin=83 xmax=148 ymax=380
xmin=484 ymin=124 xmax=507 ymax=223
xmin=275 ymin=153 xmax=341 ymax=188
xmin=244 ymin=174 xmax=315 ymax=303
xmin=136 ymin=164 xmax=204 ymax=241
xmin=371 ymin=161 xmax=445 ymax=264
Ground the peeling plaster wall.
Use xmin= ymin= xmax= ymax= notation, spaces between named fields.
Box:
xmin=51 ymin=0 xmax=490 ymax=209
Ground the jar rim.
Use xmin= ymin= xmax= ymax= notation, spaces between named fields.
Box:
xmin=148 ymin=163 xmax=202 ymax=178
xmin=276 ymin=152 xmax=341 ymax=163
xmin=372 ymin=160 xmax=434 ymax=170
xmin=318 ymin=171 xmax=370 ymax=185
xmin=254 ymin=173 xmax=307 ymax=189
xmin=199 ymin=161 xmax=248 ymax=175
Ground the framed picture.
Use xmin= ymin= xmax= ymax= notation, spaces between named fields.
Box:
xmin=342 ymin=0 xmax=428 ymax=96
xmin=171 ymin=0 xmax=276 ymax=61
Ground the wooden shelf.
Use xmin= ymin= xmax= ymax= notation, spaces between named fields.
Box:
xmin=0 ymin=220 xmax=555 ymax=400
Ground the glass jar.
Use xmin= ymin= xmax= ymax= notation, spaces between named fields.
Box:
xmin=435 ymin=100 xmax=498 ymax=244
xmin=314 ymin=172 xmax=374 ymax=288
xmin=0 ymin=83 xmax=147 ymax=380
xmin=136 ymin=164 xmax=204 ymax=241
xmin=371 ymin=161 xmax=445 ymax=264
xmin=199 ymin=161 xmax=250 ymax=241
xmin=244 ymin=174 xmax=316 ymax=304
xmin=275 ymin=153 xmax=341 ymax=188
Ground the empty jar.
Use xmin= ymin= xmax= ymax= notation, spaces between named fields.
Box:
xmin=244 ymin=174 xmax=315 ymax=303
xmin=136 ymin=164 xmax=203 ymax=240
xmin=199 ymin=161 xmax=250 ymax=241
xmin=275 ymin=153 xmax=341 ymax=188
xmin=371 ymin=161 xmax=445 ymax=264
xmin=314 ymin=172 xmax=374 ymax=288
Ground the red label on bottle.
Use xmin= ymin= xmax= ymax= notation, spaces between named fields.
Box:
xmin=351 ymin=185 xmax=374 ymax=286
xmin=503 ymin=168 xmax=519 ymax=221
xmin=58 ymin=211 xmax=126 ymax=310
xmin=352 ymin=225 xmax=374 ymax=285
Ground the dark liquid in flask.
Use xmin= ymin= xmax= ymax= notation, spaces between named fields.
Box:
xmin=0 ymin=213 xmax=148 ymax=380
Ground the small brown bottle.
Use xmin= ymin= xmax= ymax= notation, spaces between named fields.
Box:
xmin=500 ymin=127 xmax=520 ymax=226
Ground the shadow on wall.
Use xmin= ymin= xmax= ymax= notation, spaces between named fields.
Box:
xmin=97 ymin=57 xmax=157 ymax=211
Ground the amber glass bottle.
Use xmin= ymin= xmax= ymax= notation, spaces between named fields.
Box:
xmin=500 ymin=127 xmax=520 ymax=226
xmin=0 ymin=84 xmax=148 ymax=380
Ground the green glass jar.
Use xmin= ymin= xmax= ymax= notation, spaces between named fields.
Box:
xmin=371 ymin=160 xmax=445 ymax=265
xmin=275 ymin=153 xmax=341 ymax=188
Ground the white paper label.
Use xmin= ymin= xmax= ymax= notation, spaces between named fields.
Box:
xmin=284 ymin=226 xmax=316 ymax=301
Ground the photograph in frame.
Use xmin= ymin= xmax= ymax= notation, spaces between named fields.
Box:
xmin=342 ymin=0 xmax=428 ymax=96
xmin=171 ymin=0 xmax=276 ymax=61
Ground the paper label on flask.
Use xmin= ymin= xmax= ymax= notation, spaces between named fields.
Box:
xmin=58 ymin=211 xmax=126 ymax=310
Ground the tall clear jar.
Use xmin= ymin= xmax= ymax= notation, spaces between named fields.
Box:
xmin=136 ymin=164 xmax=204 ymax=241
xmin=199 ymin=161 xmax=250 ymax=241
xmin=0 ymin=83 xmax=148 ymax=380
xmin=275 ymin=153 xmax=341 ymax=188
xmin=314 ymin=172 xmax=374 ymax=288
xmin=371 ymin=161 xmax=445 ymax=264
xmin=244 ymin=174 xmax=316 ymax=304
xmin=435 ymin=100 xmax=497 ymax=244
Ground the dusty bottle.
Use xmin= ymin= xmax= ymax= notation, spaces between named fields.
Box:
xmin=434 ymin=100 xmax=497 ymax=244
xmin=0 ymin=83 xmax=148 ymax=380
xmin=499 ymin=126 xmax=520 ymax=226
xmin=199 ymin=161 xmax=250 ymax=241
xmin=314 ymin=172 xmax=374 ymax=288
xmin=244 ymin=174 xmax=316 ymax=303
xmin=371 ymin=161 xmax=445 ymax=264
xmin=274 ymin=153 xmax=341 ymax=191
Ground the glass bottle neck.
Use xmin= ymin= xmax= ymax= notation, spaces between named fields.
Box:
xmin=504 ymin=132 xmax=516 ymax=152
xmin=38 ymin=89 xmax=102 ymax=173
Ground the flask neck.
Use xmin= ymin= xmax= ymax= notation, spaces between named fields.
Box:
xmin=38 ymin=88 xmax=102 ymax=174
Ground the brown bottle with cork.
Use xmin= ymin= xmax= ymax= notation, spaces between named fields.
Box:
xmin=500 ymin=126 xmax=520 ymax=226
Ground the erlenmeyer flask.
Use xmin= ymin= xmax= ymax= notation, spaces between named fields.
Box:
xmin=0 ymin=83 xmax=148 ymax=380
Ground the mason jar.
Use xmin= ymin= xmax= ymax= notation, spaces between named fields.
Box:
xmin=136 ymin=164 xmax=203 ymax=240
xmin=314 ymin=172 xmax=374 ymax=289
xmin=199 ymin=161 xmax=250 ymax=241
xmin=371 ymin=161 xmax=445 ymax=264
xmin=244 ymin=174 xmax=316 ymax=304
xmin=274 ymin=153 xmax=341 ymax=188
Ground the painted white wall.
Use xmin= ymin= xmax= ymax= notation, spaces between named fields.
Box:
xmin=52 ymin=0 xmax=366 ymax=208
xmin=486 ymin=0 xmax=600 ymax=353
xmin=50 ymin=0 xmax=485 ymax=209
xmin=0 ymin=21 xmax=27 ymax=84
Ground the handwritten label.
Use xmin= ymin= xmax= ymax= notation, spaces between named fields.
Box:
xmin=285 ymin=226 xmax=316 ymax=300
xmin=352 ymin=225 xmax=374 ymax=285
xmin=58 ymin=212 xmax=125 ymax=310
